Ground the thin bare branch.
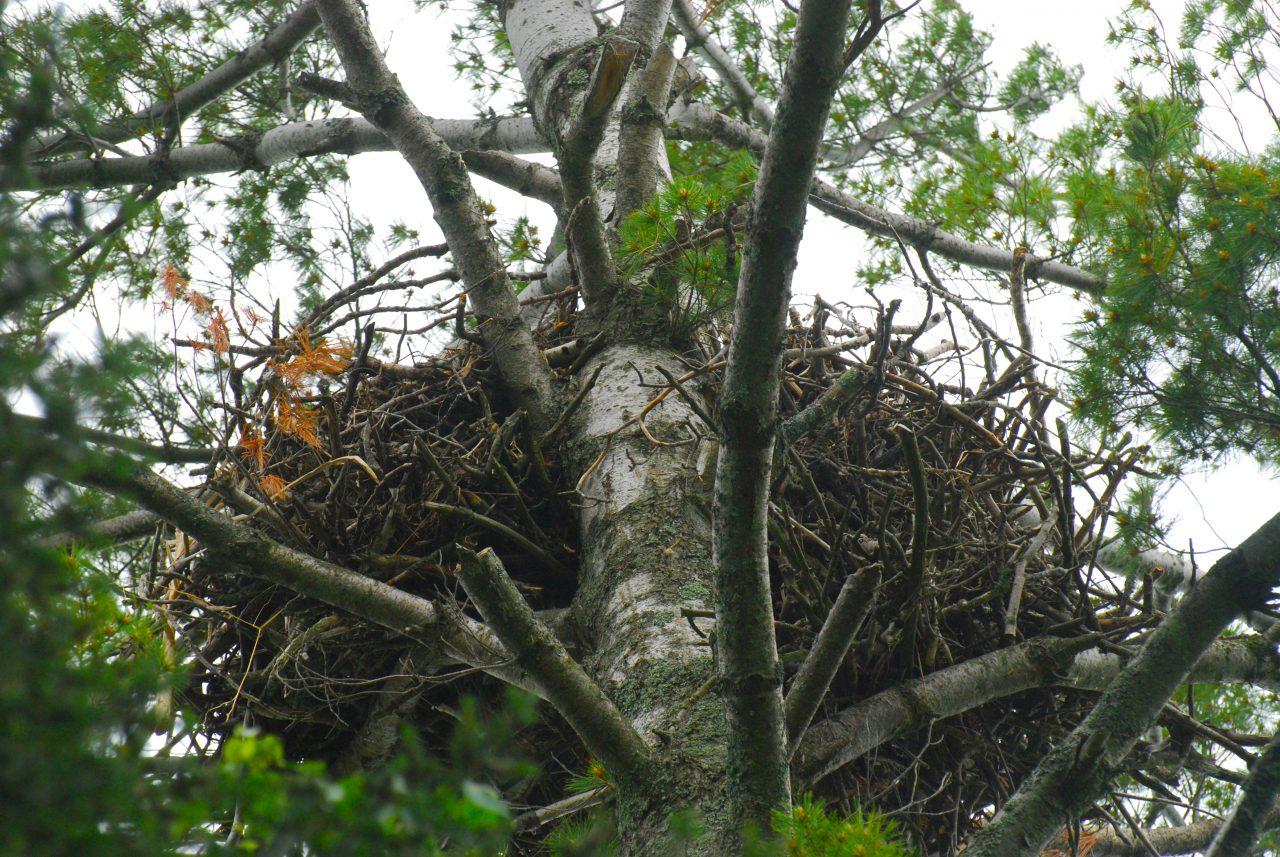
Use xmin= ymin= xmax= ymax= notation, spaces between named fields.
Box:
xmin=15 ymin=413 xmax=214 ymax=463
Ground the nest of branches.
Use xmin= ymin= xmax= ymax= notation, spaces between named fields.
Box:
xmin=156 ymin=288 xmax=1147 ymax=852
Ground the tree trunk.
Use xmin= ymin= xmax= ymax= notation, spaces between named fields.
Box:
xmin=567 ymin=342 xmax=730 ymax=853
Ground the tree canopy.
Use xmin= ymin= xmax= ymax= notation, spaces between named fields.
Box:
xmin=3 ymin=1 xmax=1280 ymax=856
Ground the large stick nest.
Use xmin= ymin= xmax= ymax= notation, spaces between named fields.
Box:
xmin=153 ymin=289 xmax=1147 ymax=854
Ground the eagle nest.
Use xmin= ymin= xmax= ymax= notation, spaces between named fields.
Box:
xmin=152 ymin=287 xmax=1146 ymax=854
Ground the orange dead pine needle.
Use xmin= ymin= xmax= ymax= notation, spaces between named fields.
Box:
xmin=161 ymin=263 xmax=188 ymax=299
xmin=258 ymin=474 xmax=289 ymax=500
xmin=207 ymin=308 xmax=231 ymax=353
xmin=238 ymin=426 xmax=268 ymax=470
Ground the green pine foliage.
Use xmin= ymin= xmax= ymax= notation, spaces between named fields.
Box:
xmin=1 ymin=18 xmax=539 ymax=854
xmin=1066 ymin=93 xmax=1280 ymax=464
xmin=195 ymin=691 xmax=537 ymax=855
xmin=1 ymin=25 xmax=172 ymax=856
xmin=768 ymin=796 xmax=915 ymax=857
xmin=618 ymin=150 xmax=755 ymax=340
xmin=1060 ymin=3 xmax=1280 ymax=467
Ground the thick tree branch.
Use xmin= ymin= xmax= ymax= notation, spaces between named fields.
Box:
xmin=619 ymin=0 xmax=675 ymax=56
xmin=315 ymin=0 xmax=554 ymax=429
xmin=1204 ymin=727 xmax=1280 ymax=857
xmin=13 ymin=115 xmax=544 ymax=192
xmin=784 ymin=567 xmax=880 ymax=747
xmin=456 ymin=548 xmax=655 ymax=793
xmin=668 ymin=101 xmax=1107 ymax=295
xmin=76 ymin=462 xmax=546 ymax=695
xmin=794 ymin=632 xmax=1280 ymax=789
xmin=713 ymin=0 xmax=855 ymax=830
xmin=965 ymin=510 xmax=1280 ymax=857
xmin=1089 ymin=813 xmax=1279 ymax=857
xmin=83 ymin=466 xmax=437 ymax=647
xmin=501 ymin=0 xmax=600 ymax=149
xmin=461 ymin=149 xmax=562 ymax=212
xmin=793 ymin=634 xmax=1100 ymax=787
xmin=614 ymin=42 xmax=678 ymax=223
xmin=558 ymin=36 xmax=637 ymax=303
xmin=14 ymin=413 xmax=214 ymax=463
xmin=781 ymin=364 xmax=870 ymax=442
xmin=39 ymin=509 xmax=162 ymax=548
xmin=31 ymin=1 xmax=322 ymax=160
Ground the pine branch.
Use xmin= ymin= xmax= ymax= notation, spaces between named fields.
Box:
xmin=31 ymin=1 xmax=322 ymax=160
xmin=713 ymin=0 xmax=856 ymax=830
xmin=668 ymin=101 xmax=1107 ymax=295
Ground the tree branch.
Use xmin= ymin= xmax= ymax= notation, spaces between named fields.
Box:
xmin=1205 ymin=727 xmax=1280 ymax=856
xmin=1089 ymin=813 xmax=1275 ymax=856
xmin=31 ymin=1 xmax=322 ymax=160
xmin=619 ymin=0 xmax=674 ymax=56
xmin=784 ymin=566 xmax=881 ymax=747
xmin=75 ymin=462 xmax=549 ymax=695
xmin=38 ymin=509 xmax=162 ymax=548
xmin=781 ymin=364 xmax=869 ymax=442
xmin=713 ymin=0 xmax=856 ymax=830
xmin=668 ymin=101 xmax=1106 ymax=295
xmin=14 ymin=413 xmax=214 ymax=463
xmin=614 ymin=41 xmax=678 ymax=223
xmin=793 ymin=629 xmax=1280 ymax=790
xmin=461 ymin=149 xmax=562 ymax=212
xmin=793 ymin=634 xmax=1100 ymax=787
xmin=456 ymin=548 xmax=655 ymax=793
xmin=81 ymin=465 xmax=437 ymax=640
xmin=558 ymin=36 xmax=637 ymax=303
xmin=13 ymin=115 xmax=544 ymax=192
xmin=673 ymin=0 xmax=776 ymax=127
xmin=315 ymin=0 xmax=555 ymax=429
xmin=965 ymin=509 xmax=1280 ymax=857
